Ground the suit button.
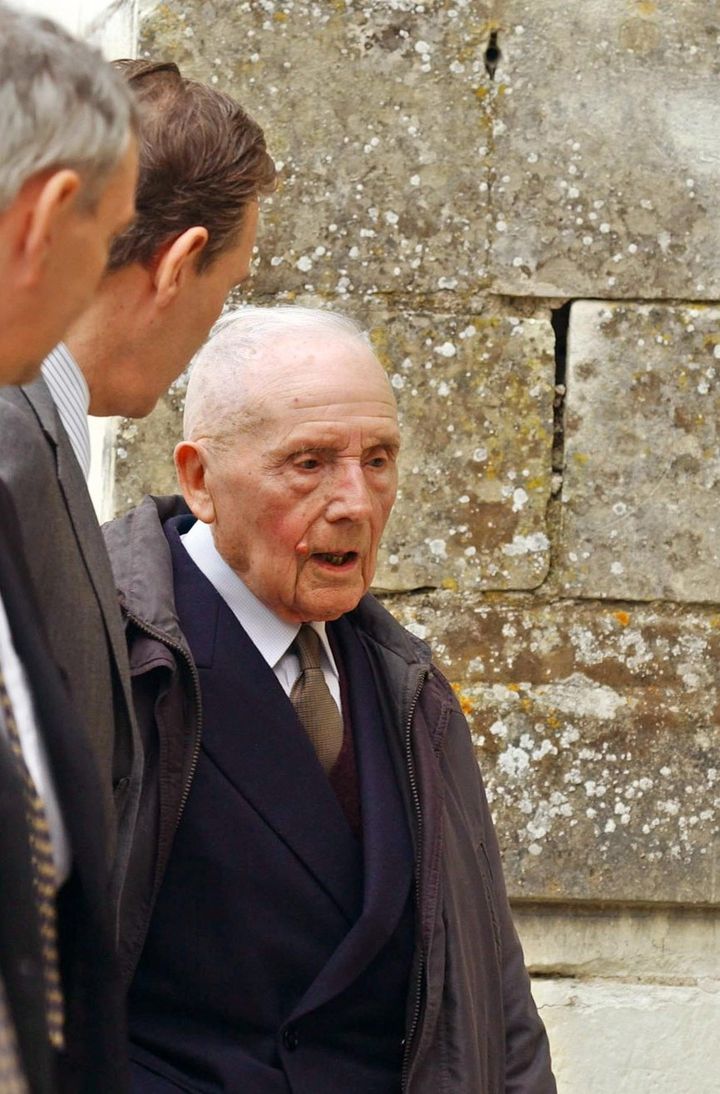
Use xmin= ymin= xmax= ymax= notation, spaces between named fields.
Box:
xmin=282 ymin=1026 xmax=299 ymax=1052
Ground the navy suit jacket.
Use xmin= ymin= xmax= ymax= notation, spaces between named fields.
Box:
xmin=128 ymin=518 xmax=415 ymax=1093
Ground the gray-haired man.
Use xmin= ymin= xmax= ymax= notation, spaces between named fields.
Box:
xmin=0 ymin=2 xmax=138 ymax=386
xmin=106 ymin=306 xmax=556 ymax=1094
xmin=0 ymin=5 xmax=137 ymax=1091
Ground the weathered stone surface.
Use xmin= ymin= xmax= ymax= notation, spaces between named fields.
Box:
xmin=383 ymin=591 xmax=720 ymax=905
xmin=488 ymin=1 xmax=720 ymax=299
xmin=372 ymin=309 xmax=554 ymax=591
xmin=140 ymin=0 xmax=495 ymax=300
xmin=558 ymin=301 xmax=720 ymax=603
xmin=114 ymin=381 xmax=185 ymax=512
xmin=532 ymin=979 xmax=720 ymax=1094
xmin=516 ymin=906 xmax=720 ymax=980
xmin=114 ymin=303 xmax=555 ymax=591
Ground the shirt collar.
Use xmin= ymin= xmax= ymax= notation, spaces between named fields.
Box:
xmin=41 ymin=342 xmax=91 ymax=480
xmin=180 ymin=518 xmax=338 ymax=675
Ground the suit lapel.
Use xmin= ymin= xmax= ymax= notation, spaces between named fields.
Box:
xmin=167 ymin=521 xmax=363 ymax=926
xmin=18 ymin=381 xmax=142 ymax=905
xmin=0 ymin=483 xmax=109 ymax=927
xmin=292 ymin=614 xmax=413 ymax=1018
xmin=19 ymin=381 xmax=132 ymax=703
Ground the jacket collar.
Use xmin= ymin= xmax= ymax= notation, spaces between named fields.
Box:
xmin=18 ymin=375 xmax=61 ymax=445
xmin=104 ymin=493 xmax=192 ymax=652
xmin=105 ymin=493 xmax=433 ymax=676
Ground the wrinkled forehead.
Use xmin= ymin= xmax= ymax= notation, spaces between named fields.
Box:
xmin=243 ymin=331 xmax=397 ymax=416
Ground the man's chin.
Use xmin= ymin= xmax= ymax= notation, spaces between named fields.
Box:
xmin=296 ymin=588 xmax=367 ymax=623
xmin=10 ymin=355 xmax=45 ymax=388
xmin=92 ymin=391 xmax=160 ymax=419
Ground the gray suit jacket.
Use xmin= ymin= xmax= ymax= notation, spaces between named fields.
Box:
xmin=0 ymin=378 xmax=142 ymax=919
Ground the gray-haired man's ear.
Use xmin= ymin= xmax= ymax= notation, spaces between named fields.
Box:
xmin=9 ymin=169 xmax=81 ymax=289
xmin=174 ymin=440 xmax=217 ymax=525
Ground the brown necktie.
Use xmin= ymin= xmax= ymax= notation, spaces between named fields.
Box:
xmin=0 ymin=663 xmax=65 ymax=1051
xmin=0 ymin=975 xmax=27 ymax=1094
xmin=290 ymin=625 xmax=343 ymax=775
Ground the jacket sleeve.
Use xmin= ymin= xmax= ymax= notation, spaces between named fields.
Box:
xmin=441 ymin=681 xmax=557 ymax=1093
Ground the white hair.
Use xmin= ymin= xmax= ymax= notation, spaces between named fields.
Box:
xmin=208 ymin=304 xmax=369 ymax=357
xmin=0 ymin=2 xmax=137 ymax=210
xmin=183 ymin=305 xmax=375 ymax=443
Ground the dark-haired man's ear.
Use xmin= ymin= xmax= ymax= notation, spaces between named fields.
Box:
xmin=18 ymin=168 xmax=82 ymax=288
xmin=153 ymin=227 xmax=209 ymax=307
xmin=174 ymin=439 xmax=216 ymax=524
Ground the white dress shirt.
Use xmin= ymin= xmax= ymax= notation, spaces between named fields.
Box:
xmin=0 ymin=592 xmax=71 ymax=884
xmin=41 ymin=343 xmax=91 ymax=480
xmin=180 ymin=519 xmax=342 ymax=710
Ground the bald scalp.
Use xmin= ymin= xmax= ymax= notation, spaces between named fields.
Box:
xmin=183 ymin=306 xmax=394 ymax=450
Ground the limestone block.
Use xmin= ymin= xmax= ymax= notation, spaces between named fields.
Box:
xmin=384 ymin=591 xmax=720 ymax=905
xmin=488 ymin=2 xmax=720 ymax=299
xmin=139 ymin=0 xmax=495 ymax=298
xmin=515 ymin=906 xmax=720 ymax=981
xmin=372 ymin=309 xmax=555 ymax=592
xmin=532 ymin=979 xmax=720 ymax=1094
xmin=114 ymin=382 xmax=185 ymax=512
xmin=558 ymin=301 xmax=720 ymax=603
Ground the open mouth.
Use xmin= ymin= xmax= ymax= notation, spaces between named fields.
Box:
xmin=313 ymin=551 xmax=359 ymax=568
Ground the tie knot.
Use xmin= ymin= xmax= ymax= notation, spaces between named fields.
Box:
xmin=293 ymin=624 xmax=324 ymax=672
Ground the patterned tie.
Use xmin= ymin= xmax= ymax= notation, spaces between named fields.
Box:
xmin=290 ymin=625 xmax=344 ymax=774
xmin=0 ymin=975 xmax=27 ymax=1094
xmin=0 ymin=663 xmax=65 ymax=1052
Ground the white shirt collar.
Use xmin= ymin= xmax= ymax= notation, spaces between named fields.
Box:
xmin=180 ymin=518 xmax=338 ymax=676
xmin=41 ymin=342 xmax=91 ymax=480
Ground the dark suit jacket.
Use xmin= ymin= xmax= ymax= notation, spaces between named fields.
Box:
xmin=0 ymin=379 xmax=142 ymax=909
xmin=127 ymin=518 xmax=415 ymax=1092
xmin=0 ymin=480 xmax=128 ymax=1093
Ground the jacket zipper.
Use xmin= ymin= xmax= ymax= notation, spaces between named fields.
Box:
xmin=123 ymin=609 xmax=203 ymax=831
xmin=401 ymin=666 xmax=429 ymax=1092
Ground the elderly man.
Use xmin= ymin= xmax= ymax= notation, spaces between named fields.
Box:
xmin=0 ymin=4 xmax=138 ymax=1090
xmin=0 ymin=58 xmax=276 ymax=920
xmin=105 ymin=306 xmax=556 ymax=1094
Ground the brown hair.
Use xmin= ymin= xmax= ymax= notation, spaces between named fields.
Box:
xmin=107 ymin=60 xmax=276 ymax=272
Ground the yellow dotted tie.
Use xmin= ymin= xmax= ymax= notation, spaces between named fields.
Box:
xmin=0 ymin=663 xmax=65 ymax=1052
xmin=290 ymin=625 xmax=344 ymax=775
xmin=0 ymin=976 xmax=27 ymax=1094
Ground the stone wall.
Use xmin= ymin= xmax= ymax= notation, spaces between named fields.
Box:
xmin=119 ymin=2 xmax=720 ymax=1089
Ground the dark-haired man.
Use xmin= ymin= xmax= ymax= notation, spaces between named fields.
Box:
xmin=0 ymin=59 xmax=276 ymax=916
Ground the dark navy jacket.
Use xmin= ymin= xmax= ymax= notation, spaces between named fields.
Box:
xmin=106 ymin=496 xmax=556 ymax=1094
xmin=127 ymin=517 xmax=415 ymax=1092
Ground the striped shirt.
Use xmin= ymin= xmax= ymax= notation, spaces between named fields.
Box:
xmin=41 ymin=344 xmax=91 ymax=481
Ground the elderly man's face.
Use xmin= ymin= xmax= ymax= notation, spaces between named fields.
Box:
xmin=204 ymin=334 xmax=400 ymax=623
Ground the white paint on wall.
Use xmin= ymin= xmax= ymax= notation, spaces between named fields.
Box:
xmin=532 ymin=978 xmax=720 ymax=1094
xmin=10 ymin=0 xmax=137 ymax=56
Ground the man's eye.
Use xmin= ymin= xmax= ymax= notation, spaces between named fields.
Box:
xmin=296 ymin=457 xmax=320 ymax=470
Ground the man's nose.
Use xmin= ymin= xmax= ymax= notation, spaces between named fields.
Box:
xmin=325 ymin=462 xmax=373 ymax=522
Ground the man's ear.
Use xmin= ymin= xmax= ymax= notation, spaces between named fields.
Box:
xmin=174 ymin=440 xmax=216 ymax=523
xmin=154 ymin=227 xmax=209 ymax=308
xmin=21 ymin=169 xmax=82 ymax=285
